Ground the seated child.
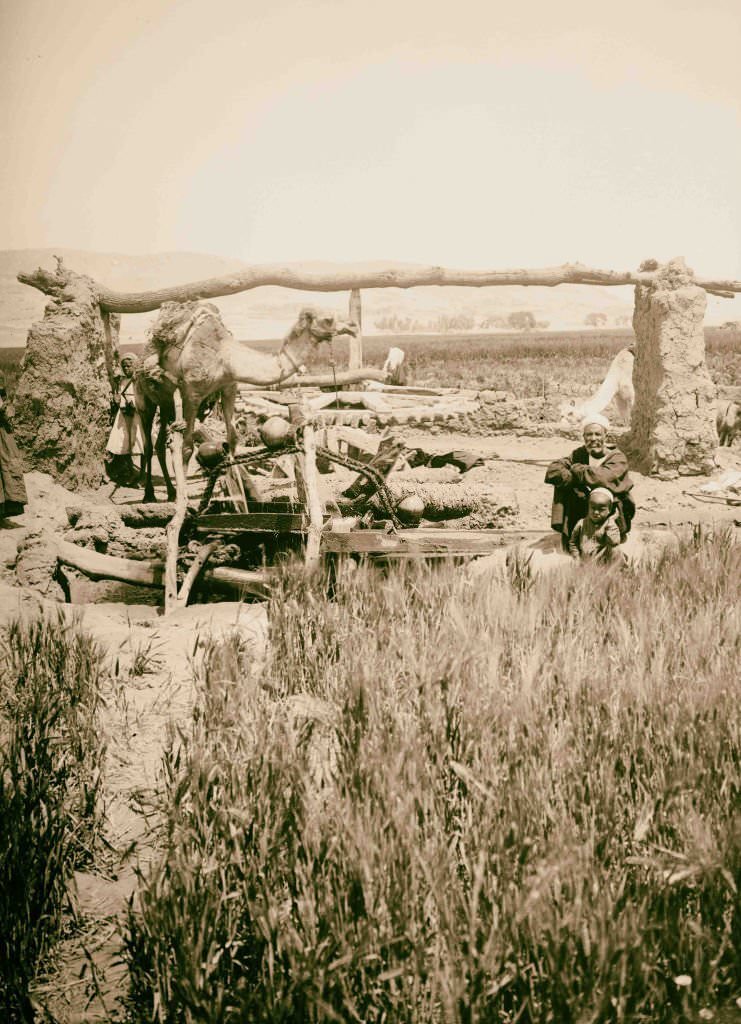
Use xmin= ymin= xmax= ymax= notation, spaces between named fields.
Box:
xmin=568 ymin=487 xmax=626 ymax=563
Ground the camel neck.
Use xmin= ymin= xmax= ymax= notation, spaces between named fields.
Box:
xmin=279 ymin=343 xmax=305 ymax=375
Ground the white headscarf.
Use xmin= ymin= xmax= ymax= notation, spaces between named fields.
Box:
xmin=589 ymin=487 xmax=614 ymax=504
xmin=581 ymin=412 xmax=610 ymax=431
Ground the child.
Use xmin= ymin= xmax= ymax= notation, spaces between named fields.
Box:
xmin=568 ymin=487 xmax=626 ymax=563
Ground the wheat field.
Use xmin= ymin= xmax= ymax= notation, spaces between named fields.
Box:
xmin=123 ymin=537 xmax=741 ymax=1023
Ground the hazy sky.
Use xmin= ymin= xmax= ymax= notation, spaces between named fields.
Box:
xmin=1 ymin=0 xmax=740 ymax=278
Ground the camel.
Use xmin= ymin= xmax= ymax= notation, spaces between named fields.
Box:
xmin=132 ymin=301 xmax=360 ymax=502
xmin=717 ymin=400 xmax=740 ymax=446
xmin=559 ymin=347 xmax=635 ymax=429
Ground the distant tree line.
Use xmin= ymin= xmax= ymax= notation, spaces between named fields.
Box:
xmin=373 ymin=311 xmax=551 ymax=333
xmin=373 ymin=310 xmax=633 ymax=334
xmin=585 ymin=313 xmax=632 ymax=328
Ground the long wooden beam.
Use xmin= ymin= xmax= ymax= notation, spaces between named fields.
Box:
xmin=321 ymin=527 xmax=546 ymax=556
xmin=57 ymin=538 xmax=271 ymax=598
xmin=93 ymin=263 xmax=651 ymax=312
xmin=18 ymin=260 xmax=741 ymax=315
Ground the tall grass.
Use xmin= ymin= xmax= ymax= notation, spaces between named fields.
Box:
xmin=126 ymin=538 xmax=740 ymax=1022
xmin=0 ymin=613 xmax=105 ymax=1022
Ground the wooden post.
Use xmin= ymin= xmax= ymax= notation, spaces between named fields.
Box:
xmin=164 ymin=391 xmax=188 ymax=613
xmin=293 ymin=397 xmax=323 ymax=570
xmin=348 ymin=288 xmax=363 ymax=370
xmin=101 ymin=310 xmax=121 ymax=394
xmin=177 ymin=539 xmax=220 ymax=608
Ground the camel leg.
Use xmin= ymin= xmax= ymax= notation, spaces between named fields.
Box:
xmin=180 ymin=397 xmax=200 ymax=484
xmin=156 ymin=416 xmax=177 ymax=502
xmin=221 ymin=383 xmax=239 ymax=454
xmin=141 ymin=405 xmax=158 ymax=503
xmin=614 ymin=393 xmax=631 ymax=425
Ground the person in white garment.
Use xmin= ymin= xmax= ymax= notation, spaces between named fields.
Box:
xmin=105 ymin=354 xmax=146 ymax=487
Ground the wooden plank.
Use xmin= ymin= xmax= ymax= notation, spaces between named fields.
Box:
xmin=196 ymin=512 xmax=309 ymax=533
xmin=234 ymin=395 xmax=287 ymax=417
xmin=320 ymin=528 xmax=546 ymax=556
xmin=326 ymin=424 xmax=383 ymax=458
xmin=366 ymin=383 xmax=479 ymax=398
xmin=238 ymin=389 xmax=309 ymax=404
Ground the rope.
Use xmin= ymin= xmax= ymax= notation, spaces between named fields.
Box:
xmin=683 ymin=489 xmax=741 ymax=506
xmin=500 ymin=457 xmax=552 ymax=467
xmin=195 ymin=442 xmax=404 ymax=528
xmin=315 ymin=446 xmax=404 ymax=529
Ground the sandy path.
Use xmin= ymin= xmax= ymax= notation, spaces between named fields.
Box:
xmin=24 ymin=599 xmax=268 ymax=1023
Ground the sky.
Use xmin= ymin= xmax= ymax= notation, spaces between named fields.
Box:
xmin=1 ymin=0 xmax=740 ymax=281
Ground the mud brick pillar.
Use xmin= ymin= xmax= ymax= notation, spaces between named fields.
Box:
xmin=626 ymin=257 xmax=717 ymax=478
xmin=14 ymin=259 xmax=120 ymax=488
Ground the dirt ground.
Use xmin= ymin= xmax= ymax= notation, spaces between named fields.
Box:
xmin=402 ymin=428 xmax=741 ymax=530
xmin=1 ymin=427 xmax=739 ymax=1021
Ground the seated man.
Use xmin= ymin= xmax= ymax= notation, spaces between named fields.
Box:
xmin=568 ymin=487 xmax=626 ymax=563
xmin=545 ymin=413 xmax=635 ymax=549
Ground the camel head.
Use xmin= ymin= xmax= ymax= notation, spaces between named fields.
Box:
xmin=290 ymin=308 xmax=359 ymax=347
xmin=558 ymin=399 xmax=589 ymax=429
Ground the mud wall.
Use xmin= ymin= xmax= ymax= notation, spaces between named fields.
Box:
xmin=627 ymin=258 xmax=716 ymax=477
xmin=13 ymin=264 xmax=120 ymax=488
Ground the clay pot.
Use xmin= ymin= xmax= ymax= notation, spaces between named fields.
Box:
xmin=259 ymin=416 xmax=293 ymax=449
xmin=195 ymin=441 xmax=229 ymax=469
xmin=396 ymin=494 xmax=425 ymax=526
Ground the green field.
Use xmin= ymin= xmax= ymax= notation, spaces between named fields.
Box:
xmin=3 ymin=327 xmax=740 ymax=400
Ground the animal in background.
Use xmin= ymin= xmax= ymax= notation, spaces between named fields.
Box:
xmin=717 ymin=400 xmax=740 ymax=446
xmin=559 ymin=347 xmax=635 ymax=429
xmin=382 ymin=346 xmax=406 ymax=385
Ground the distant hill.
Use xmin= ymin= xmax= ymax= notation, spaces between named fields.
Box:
xmin=2 ymin=247 xmax=734 ymax=347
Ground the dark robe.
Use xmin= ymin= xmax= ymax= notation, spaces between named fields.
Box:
xmin=545 ymin=445 xmax=635 ymax=546
xmin=0 ymin=407 xmax=28 ymax=517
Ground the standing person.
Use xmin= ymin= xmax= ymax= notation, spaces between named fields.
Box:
xmin=0 ymin=371 xmax=28 ymax=520
xmin=105 ymin=354 xmax=145 ymax=487
xmin=545 ymin=414 xmax=635 ymax=549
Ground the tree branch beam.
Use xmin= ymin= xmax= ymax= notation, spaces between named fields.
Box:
xmin=91 ymin=263 xmax=656 ymax=312
xmin=18 ymin=261 xmax=741 ymax=313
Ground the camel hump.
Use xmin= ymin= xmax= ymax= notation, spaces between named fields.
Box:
xmin=148 ymin=300 xmax=226 ymax=354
